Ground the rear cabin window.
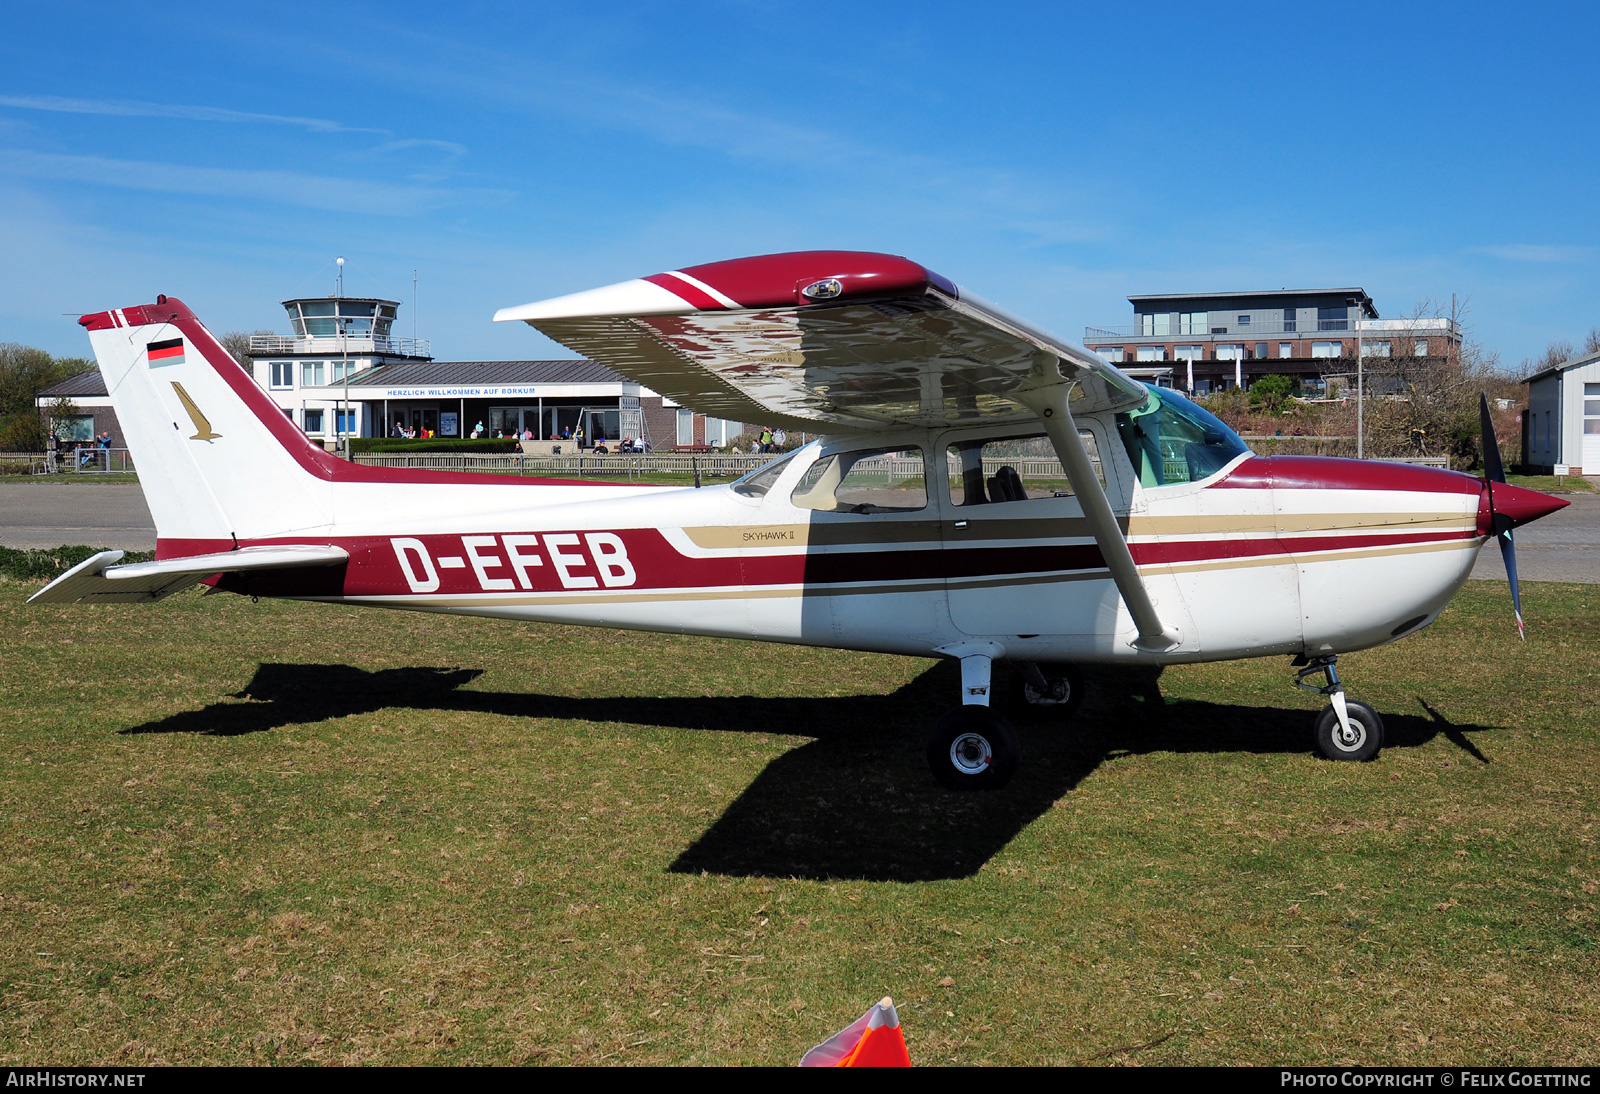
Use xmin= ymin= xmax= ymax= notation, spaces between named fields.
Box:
xmin=946 ymin=432 xmax=1102 ymax=505
xmin=790 ymin=447 xmax=927 ymax=513
xmin=1115 ymin=385 xmax=1249 ymax=487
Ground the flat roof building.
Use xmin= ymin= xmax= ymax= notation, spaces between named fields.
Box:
xmin=1085 ymin=288 xmax=1461 ymax=395
xmin=1523 ymin=349 xmax=1600 ymax=475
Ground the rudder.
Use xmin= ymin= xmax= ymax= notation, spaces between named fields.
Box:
xmin=81 ymin=299 xmax=336 ymax=553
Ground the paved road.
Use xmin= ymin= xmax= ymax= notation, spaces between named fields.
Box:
xmin=1469 ymin=490 xmax=1600 ymax=584
xmin=0 ymin=483 xmax=157 ymax=550
xmin=2 ymin=481 xmax=1596 ymax=581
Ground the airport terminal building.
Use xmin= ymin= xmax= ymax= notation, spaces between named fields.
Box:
xmin=247 ymin=294 xmax=747 ymax=448
xmin=38 ymin=292 xmax=753 ymax=452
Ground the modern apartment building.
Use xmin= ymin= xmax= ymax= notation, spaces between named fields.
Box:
xmin=1085 ymin=288 xmax=1461 ymax=394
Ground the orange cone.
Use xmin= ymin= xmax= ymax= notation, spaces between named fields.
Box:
xmin=799 ymin=997 xmax=912 ymax=1067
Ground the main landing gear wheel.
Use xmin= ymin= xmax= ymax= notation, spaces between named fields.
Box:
xmin=927 ymin=707 xmax=1020 ymax=791
xmin=1012 ymin=662 xmax=1085 ymax=719
xmin=1314 ymin=700 xmax=1385 ymax=762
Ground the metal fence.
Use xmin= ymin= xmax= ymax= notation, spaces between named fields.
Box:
xmin=354 ymin=451 xmax=779 ymax=479
xmin=248 ymin=334 xmax=432 ymax=357
xmin=347 ymin=448 xmax=1462 ymax=481
xmin=0 ymin=448 xmax=136 ymax=475
xmin=0 ymin=446 xmax=1453 ymax=482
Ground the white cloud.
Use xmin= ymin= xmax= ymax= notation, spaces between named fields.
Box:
xmin=1469 ymin=243 xmax=1590 ymax=263
xmin=0 ymin=149 xmax=510 ymax=216
xmin=0 ymin=94 xmax=388 ymax=136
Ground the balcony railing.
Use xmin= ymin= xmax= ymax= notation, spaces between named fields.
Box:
xmin=248 ymin=334 xmax=431 ymax=357
xmin=1084 ymin=317 xmax=1460 ymax=341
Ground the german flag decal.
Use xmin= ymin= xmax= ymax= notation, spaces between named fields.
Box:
xmin=147 ymin=338 xmax=185 ymax=368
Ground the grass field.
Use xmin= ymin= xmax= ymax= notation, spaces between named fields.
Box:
xmin=0 ymin=577 xmax=1596 ymax=1066
xmin=1506 ymin=473 xmax=1596 ymax=494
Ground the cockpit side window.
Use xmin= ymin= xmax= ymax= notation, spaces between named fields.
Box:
xmin=791 ymin=447 xmax=927 ymax=513
xmin=1115 ymin=385 xmax=1250 ymax=487
xmin=946 ymin=431 xmax=1103 ymax=506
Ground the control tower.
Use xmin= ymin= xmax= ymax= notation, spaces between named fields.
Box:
xmin=248 ymin=293 xmax=431 ymax=446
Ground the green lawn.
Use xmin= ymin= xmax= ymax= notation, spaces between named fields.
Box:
xmin=1506 ymin=473 xmax=1596 ymax=493
xmin=0 ymin=579 xmax=1595 ymax=1065
xmin=0 ymin=472 xmax=143 ymax=485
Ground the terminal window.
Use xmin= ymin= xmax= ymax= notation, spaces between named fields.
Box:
xmin=269 ymin=362 xmax=293 ymax=389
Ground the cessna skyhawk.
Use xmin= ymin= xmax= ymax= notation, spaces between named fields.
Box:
xmin=33 ymin=251 xmax=1565 ymax=789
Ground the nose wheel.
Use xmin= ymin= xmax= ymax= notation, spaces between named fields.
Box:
xmin=1296 ymin=655 xmax=1385 ymax=762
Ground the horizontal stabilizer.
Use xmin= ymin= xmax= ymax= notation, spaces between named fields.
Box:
xmin=28 ymin=545 xmax=349 ymax=605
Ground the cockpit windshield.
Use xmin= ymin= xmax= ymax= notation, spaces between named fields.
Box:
xmin=1115 ymin=385 xmax=1250 ymax=487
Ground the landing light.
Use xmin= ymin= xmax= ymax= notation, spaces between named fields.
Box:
xmin=800 ymin=277 xmax=844 ymax=301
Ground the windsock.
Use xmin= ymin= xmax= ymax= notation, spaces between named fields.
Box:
xmin=799 ymin=997 xmax=912 ymax=1067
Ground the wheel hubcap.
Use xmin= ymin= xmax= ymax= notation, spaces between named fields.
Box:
xmin=1333 ymin=719 xmax=1367 ymax=751
xmin=949 ymin=732 xmax=993 ymax=775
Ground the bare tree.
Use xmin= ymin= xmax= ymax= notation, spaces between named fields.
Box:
xmin=217 ymin=331 xmax=252 ymax=367
xmin=1586 ymin=328 xmax=1600 ymax=355
xmin=1356 ymin=300 xmax=1510 ymax=470
xmin=1514 ymin=338 xmax=1579 ymax=381
xmin=215 ymin=330 xmax=279 ymax=367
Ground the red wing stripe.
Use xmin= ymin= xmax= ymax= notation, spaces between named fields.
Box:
xmin=643 ymin=272 xmax=727 ymax=311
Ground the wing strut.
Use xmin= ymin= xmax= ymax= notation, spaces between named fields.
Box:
xmin=1013 ymin=379 xmax=1180 ymax=653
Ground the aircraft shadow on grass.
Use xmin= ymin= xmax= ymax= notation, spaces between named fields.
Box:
xmin=120 ymin=661 xmax=1496 ymax=883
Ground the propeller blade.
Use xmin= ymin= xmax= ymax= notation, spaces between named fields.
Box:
xmin=1498 ymin=530 xmax=1525 ymax=642
xmin=1479 ymin=392 xmax=1523 ymax=636
xmin=1479 ymin=392 xmax=1506 ymax=484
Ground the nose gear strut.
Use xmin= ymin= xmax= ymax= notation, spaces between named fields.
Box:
xmin=1294 ymin=655 xmax=1386 ymax=762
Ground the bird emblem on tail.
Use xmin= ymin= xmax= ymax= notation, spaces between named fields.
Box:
xmin=170 ymin=381 xmax=221 ymax=441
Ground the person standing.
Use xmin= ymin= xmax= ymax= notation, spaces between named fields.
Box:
xmin=46 ymin=429 xmax=58 ymax=473
xmin=759 ymin=426 xmax=773 ymax=453
xmin=772 ymin=427 xmax=787 ymax=450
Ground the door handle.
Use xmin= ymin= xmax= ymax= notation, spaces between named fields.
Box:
xmin=954 ymin=520 xmax=968 ymax=529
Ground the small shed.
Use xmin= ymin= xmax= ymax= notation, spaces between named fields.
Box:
xmin=1523 ymin=350 xmax=1600 ymax=474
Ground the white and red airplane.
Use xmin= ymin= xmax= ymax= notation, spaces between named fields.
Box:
xmin=33 ymin=251 xmax=1566 ymax=788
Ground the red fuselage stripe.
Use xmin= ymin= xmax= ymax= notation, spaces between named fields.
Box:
xmin=163 ymin=524 xmax=1477 ymax=600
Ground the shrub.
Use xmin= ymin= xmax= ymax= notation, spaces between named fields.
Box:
xmin=0 ymin=546 xmax=156 ymax=582
xmin=350 ymin=438 xmax=521 ymax=455
xmin=1248 ymin=374 xmax=1297 ymax=415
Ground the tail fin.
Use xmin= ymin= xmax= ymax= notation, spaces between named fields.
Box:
xmin=81 ymin=299 xmax=337 ymax=549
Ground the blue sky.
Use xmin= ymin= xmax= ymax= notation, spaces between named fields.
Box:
xmin=1 ymin=1 xmax=1595 ymax=367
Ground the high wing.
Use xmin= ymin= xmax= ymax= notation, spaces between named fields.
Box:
xmin=494 ymin=250 xmax=1146 ymax=432
xmin=28 ymin=545 xmax=350 ymax=605
xmin=497 ymin=250 xmax=1177 ymax=652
